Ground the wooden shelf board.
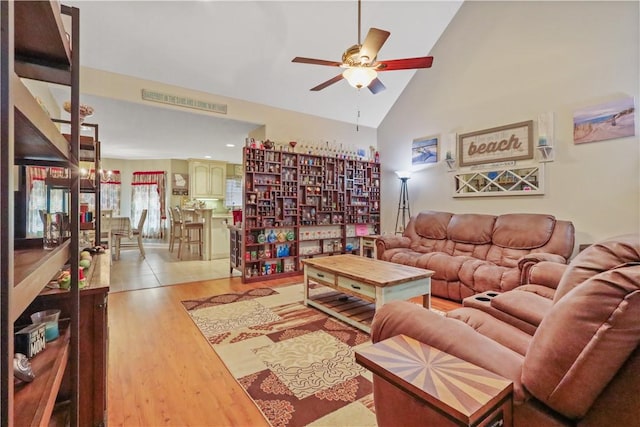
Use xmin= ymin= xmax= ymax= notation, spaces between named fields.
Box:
xmin=63 ymin=133 xmax=96 ymax=145
xmin=243 ymin=271 xmax=301 ymax=283
xmin=13 ymin=73 xmax=70 ymax=162
xmin=86 ymin=250 xmax=111 ymax=290
xmin=13 ymin=326 xmax=70 ymax=427
xmin=80 ymin=223 xmax=94 ymax=231
xmin=12 ymin=240 xmax=71 ymax=322
xmin=14 ymin=0 xmax=72 ymax=70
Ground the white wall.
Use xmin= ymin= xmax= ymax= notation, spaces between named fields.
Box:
xmin=378 ymin=1 xmax=639 ymax=250
xmin=22 ymin=79 xmax=60 ymax=118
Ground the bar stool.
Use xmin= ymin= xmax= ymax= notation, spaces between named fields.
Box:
xmin=167 ymin=207 xmax=182 ymax=252
xmin=174 ymin=207 xmax=204 ymax=260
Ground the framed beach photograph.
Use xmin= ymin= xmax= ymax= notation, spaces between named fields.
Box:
xmin=573 ymin=97 xmax=636 ymax=144
xmin=412 ymin=135 xmax=439 ymax=166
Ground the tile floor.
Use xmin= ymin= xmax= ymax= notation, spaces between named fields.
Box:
xmin=109 ymin=241 xmax=240 ymax=293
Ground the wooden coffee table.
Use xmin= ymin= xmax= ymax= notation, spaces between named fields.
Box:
xmin=301 ymin=254 xmax=433 ymax=333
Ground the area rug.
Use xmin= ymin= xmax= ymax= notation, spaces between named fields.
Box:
xmin=181 ymin=283 xmax=377 ymax=427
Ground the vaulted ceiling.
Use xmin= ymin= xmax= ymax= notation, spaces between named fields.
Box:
xmin=55 ymin=1 xmax=462 ymax=160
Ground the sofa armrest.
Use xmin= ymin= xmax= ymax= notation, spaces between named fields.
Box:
xmin=375 ymin=235 xmax=411 ymax=258
xmin=372 ymin=301 xmax=527 ymax=402
xmin=521 ymin=261 xmax=568 ymax=289
xmin=489 ymin=290 xmax=553 ymax=329
xmin=520 ymin=252 xmax=568 ymax=264
xmin=518 ymin=252 xmax=568 ymax=286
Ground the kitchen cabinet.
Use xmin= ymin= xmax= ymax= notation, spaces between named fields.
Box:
xmin=189 ymin=160 xmax=226 ymax=199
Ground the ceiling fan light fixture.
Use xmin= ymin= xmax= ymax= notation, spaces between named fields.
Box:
xmin=343 ymin=67 xmax=377 ymax=89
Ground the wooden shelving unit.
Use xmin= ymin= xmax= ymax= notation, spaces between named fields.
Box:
xmin=239 ymin=146 xmax=380 ymax=283
xmin=1 ymin=2 xmax=83 ymax=426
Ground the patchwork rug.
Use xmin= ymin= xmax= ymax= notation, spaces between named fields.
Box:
xmin=182 ymin=283 xmax=377 ymax=427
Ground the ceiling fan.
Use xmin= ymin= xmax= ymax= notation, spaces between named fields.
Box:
xmin=292 ymin=0 xmax=434 ymax=94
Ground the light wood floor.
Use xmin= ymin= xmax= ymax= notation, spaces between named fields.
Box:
xmin=107 ymin=272 xmax=460 ymax=426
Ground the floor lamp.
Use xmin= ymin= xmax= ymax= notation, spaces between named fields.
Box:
xmin=394 ymin=171 xmax=411 ymax=234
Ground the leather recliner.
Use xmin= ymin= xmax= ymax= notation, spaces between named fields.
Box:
xmin=370 ymin=233 xmax=640 ymax=426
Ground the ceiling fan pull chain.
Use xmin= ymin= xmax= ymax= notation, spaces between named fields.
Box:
xmin=356 ymin=91 xmax=361 ymax=132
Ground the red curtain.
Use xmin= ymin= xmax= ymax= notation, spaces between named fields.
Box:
xmin=132 ymin=171 xmax=166 ymax=218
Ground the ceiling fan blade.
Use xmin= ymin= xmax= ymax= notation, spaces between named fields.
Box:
xmin=292 ymin=57 xmax=342 ymax=67
xmin=310 ymin=74 xmax=344 ymax=91
xmin=376 ymin=56 xmax=434 ymax=71
xmin=368 ymin=77 xmax=386 ymax=94
xmin=359 ymin=28 xmax=390 ymax=64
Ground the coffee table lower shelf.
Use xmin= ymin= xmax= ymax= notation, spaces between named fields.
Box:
xmin=306 ymin=290 xmax=376 ymax=333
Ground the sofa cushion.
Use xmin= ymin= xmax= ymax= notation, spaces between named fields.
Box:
xmin=381 ymin=247 xmax=422 ymax=265
xmin=514 ymin=283 xmax=556 ymax=300
xmin=415 ymin=252 xmax=472 ymax=280
xmin=410 ymin=237 xmax=453 ymax=255
xmin=492 ymin=214 xmax=556 ymax=249
xmin=447 ymin=213 xmax=495 ymax=244
xmin=412 ymin=210 xmax=452 ymax=240
xmin=458 ymin=258 xmax=521 ymax=293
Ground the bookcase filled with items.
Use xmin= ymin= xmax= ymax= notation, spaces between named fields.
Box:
xmin=1 ymin=3 xmax=107 ymax=427
xmin=237 ymin=145 xmax=380 ymax=283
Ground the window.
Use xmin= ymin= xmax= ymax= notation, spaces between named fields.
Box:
xmin=225 ymin=178 xmax=243 ymax=209
xmin=101 ymin=169 xmax=122 ymax=215
xmin=131 ymin=171 xmax=166 ymax=238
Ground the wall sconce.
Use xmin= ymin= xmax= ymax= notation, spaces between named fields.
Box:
xmin=394 ymin=171 xmax=412 ymax=234
xmin=444 ymin=151 xmax=456 ymax=170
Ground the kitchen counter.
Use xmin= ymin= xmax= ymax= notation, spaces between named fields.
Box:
xmin=180 ymin=209 xmax=231 ymax=260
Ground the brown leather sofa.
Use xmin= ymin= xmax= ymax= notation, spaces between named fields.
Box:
xmin=375 ymin=210 xmax=575 ymax=301
xmin=370 ymin=233 xmax=640 ymax=426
